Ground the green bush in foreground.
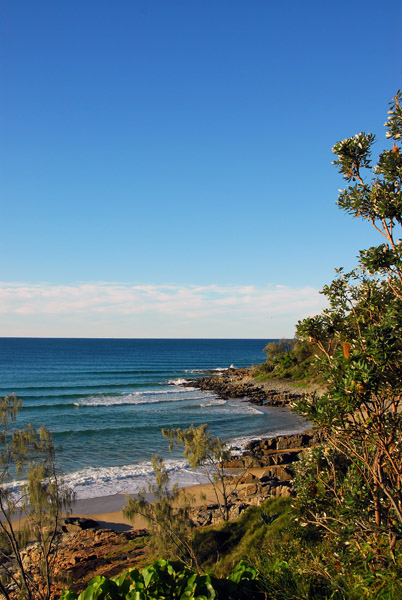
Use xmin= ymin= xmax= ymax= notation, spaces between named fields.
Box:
xmin=196 ymin=497 xmax=402 ymax=600
xmin=59 ymin=559 xmax=262 ymax=600
xmin=294 ymin=90 xmax=402 ymax=558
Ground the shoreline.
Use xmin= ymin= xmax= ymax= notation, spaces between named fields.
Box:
xmin=11 ymin=410 xmax=321 ymax=594
xmin=67 ymin=369 xmax=317 ymax=530
xmin=68 ymin=466 xmax=270 ymax=532
xmin=68 ymin=480 xmax=233 ymax=531
xmin=57 ymin=407 xmax=310 ymax=502
xmin=66 ymin=407 xmax=310 ymax=519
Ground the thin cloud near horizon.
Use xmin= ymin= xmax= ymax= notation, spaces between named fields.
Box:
xmin=0 ymin=281 xmax=327 ymax=338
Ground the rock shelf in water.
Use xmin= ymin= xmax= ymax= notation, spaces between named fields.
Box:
xmin=181 ymin=367 xmax=308 ymax=407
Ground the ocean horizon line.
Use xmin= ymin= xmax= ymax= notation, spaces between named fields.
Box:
xmin=0 ymin=336 xmax=274 ymax=341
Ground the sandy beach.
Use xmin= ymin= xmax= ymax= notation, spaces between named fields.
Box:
xmin=69 ymin=468 xmax=267 ymax=532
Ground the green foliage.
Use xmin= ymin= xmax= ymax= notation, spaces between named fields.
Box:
xmin=194 ymin=497 xmax=293 ymax=572
xmin=197 ymin=496 xmax=402 ymax=599
xmin=59 ymin=558 xmax=261 ymax=600
xmin=194 ymin=497 xmax=350 ymax=599
xmin=0 ymin=394 xmax=21 ymax=430
xmin=162 ymin=425 xmax=238 ymax=522
xmin=332 ymin=132 xmax=376 ymax=182
xmin=294 ymin=92 xmax=402 ymax=567
xmin=292 ymin=446 xmax=402 ymax=599
xmin=254 ymin=338 xmax=319 ymax=382
xmin=162 ymin=424 xmax=231 ymax=471
xmin=123 ymin=455 xmax=197 ymax=569
xmin=263 ymin=339 xmax=293 ymax=362
xmin=0 ymin=394 xmax=73 ymax=600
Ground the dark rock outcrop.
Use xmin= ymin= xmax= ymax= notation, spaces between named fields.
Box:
xmin=189 ymin=429 xmax=322 ymax=527
xmin=62 ymin=516 xmax=100 ymax=532
xmin=182 ymin=371 xmax=307 ymax=407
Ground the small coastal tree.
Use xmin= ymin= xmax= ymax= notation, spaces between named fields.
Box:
xmin=260 ymin=339 xmax=294 ymax=375
xmin=123 ymin=455 xmax=198 ymax=569
xmin=162 ymin=424 xmax=240 ymax=522
xmin=256 ymin=338 xmax=317 ymax=381
xmin=124 ymin=425 xmax=245 ymax=569
xmin=263 ymin=339 xmax=293 ymax=362
xmin=294 ymin=91 xmax=402 ymax=558
xmin=0 ymin=394 xmax=73 ymax=600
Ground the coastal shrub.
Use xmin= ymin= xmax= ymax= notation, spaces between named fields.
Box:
xmin=123 ymin=455 xmax=198 ymax=569
xmin=194 ymin=497 xmax=292 ymax=572
xmin=293 ymin=92 xmax=402 ymax=574
xmin=123 ymin=425 xmax=248 ymax=569
xmin=263 ymin=339 xmax=293 ymax=362
xmin=0 ymin=394 xmax=73 ymax=600
xmin=59 ymin=558 xmax=263 ymax=600
xmin=254 ymin=338 xmax=319 ymax=383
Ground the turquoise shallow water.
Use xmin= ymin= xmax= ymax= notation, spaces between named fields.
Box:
xmin=0 ymin=338 xmax=309 ymax=498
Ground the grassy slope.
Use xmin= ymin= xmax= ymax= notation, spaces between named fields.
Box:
xmin=194 ymin=497 xmax=349 ymax=600
xmin=195 ymin=495 xmax=402 ymax=600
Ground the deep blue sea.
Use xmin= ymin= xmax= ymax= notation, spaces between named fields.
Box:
xmin=0 ymin=338 xmax=309 ymax=499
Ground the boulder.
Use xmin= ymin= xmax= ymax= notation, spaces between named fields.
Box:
xmin=62 ymin=517 xmax=100 ymax=532
xmin=261 ymin=466 xmax=293 ymax=482
xmin=236 ymin=472 xmax=258 ymax=484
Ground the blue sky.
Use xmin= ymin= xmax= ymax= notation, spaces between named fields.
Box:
xmin=1 ymin=0 xmax=401 ymax=338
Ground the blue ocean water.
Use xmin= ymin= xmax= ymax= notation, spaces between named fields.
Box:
xmin=0 ymin=338 xmax=309 ymax=499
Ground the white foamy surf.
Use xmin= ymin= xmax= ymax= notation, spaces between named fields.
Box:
xmin=168 ymin=378 xmax=191 ymax=385
xmin=64 ymin=459 xmax=209 ymax=499
xmin=75 ymin=387 xmax=200 ymax=407
xmin=1 ymin=338 xmax=312 ymax=502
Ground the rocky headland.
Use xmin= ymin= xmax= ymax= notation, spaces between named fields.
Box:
xmin=181 ymin=366 xmax=320 ymax=407
xmin=181 ymin=367 xmax=323 ymax=526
